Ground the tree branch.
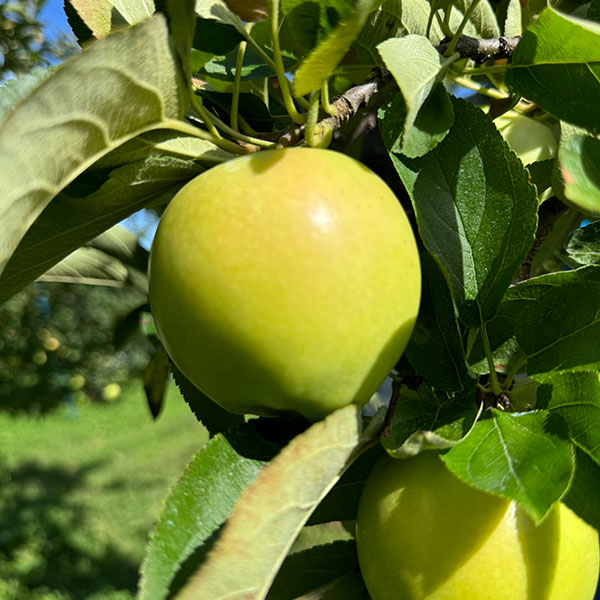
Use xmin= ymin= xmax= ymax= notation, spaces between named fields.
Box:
xmin=437 ymin=35 xmax=521 ymax=64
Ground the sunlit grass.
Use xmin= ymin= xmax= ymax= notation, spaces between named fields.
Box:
xmin=0 ymin=380 xmax=208 ymax=600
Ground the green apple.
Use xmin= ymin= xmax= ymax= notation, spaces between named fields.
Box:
xmin=356 ymin=451 xmax=599 ymax=600
xmin=148 ymin=148 xmax=421 ymax=420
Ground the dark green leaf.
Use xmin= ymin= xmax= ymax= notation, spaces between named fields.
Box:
xmin=405 ymin=250 xmax=470 ymax=390
xmin=322 ymin=572 xmax=370 ymax=599
xmin=383 ymin=381 xmax=479 ymax=457
xmin=0 ymin=155 xmax=201 ymax=305
xmin=143 ymin=346 xmax=171 ymax=419
xmin=587 ymin=0 xmax=600 ymax=22
xmin=391 ymin=97 xmax=538 ymax=326
xmin=193 ymin=17 xmax=244 ymax=54
xmin=536 ymin=370 xmax=600 ymax=465
xmin=526 ymin=158 xmax=555 ymax=196
xmin=267 ymin=539 xmax=358 ymax=600
xmin=505 ymin=8 xmax=600 ymax=131
xmin=515 ymin=266 xmax=600 ymax=376
xmin=114 ymin=302 xmax=151 ymax=349
xmin=567 ymin=220 xmax=600 ymax=265
xmin=564 ymin=446 xmax=600 ymax=530
xmin=308 ymin=445 xmax=383 ymax=524
xmin=171 ymin=363 xmax=245 ymax=434
xmin=443 ymin=409 xmax=574 ymax=522
xmin=138 ymin=435 xmax=264 ymax=600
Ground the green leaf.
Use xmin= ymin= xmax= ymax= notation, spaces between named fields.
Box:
xmin=174 ymin=405 xmax=371 ymax=600
xmin=308 ymin=445 xmax=383 ymax=524
xmin=536 ymin=370 xmax=600 ymax=465
xmin=567 ymin=220 xmax=600 ymax=265
xmin=505 ymin=8 xmax=600 ymax=131
xmin=504 ymin=0 xmax=522 ymax=36
xmin=453 ymin=0 xmax=500 ymax=37
xmin=515 ymin=266 xmax=600 ymax=376
xmin=0 ymin=155 xmax=201 ymax=305
xmin=317 ymin=571 xmax=370 ymax=599
xmin=142 ymin=346 xmax=171 ymax=419
xmin=383 ymin=382 xmax=479 ymax=458
xmin=378 ymin=85 xmax=454 ymax=159
xmin=138 ymin=435 xmax=265 ymax=600
xmin=0 ymin=68 xmax=52 ymax=125
xmin=564 ymin=446 xmax=600 ymax=530
xmin=558 ymin=130 xmax=600 ymax=215
xmin=266 ymin=538 xmax=358 ymax=600
xmin=292 ymin=0 xmax=380 ymax=96
xmin=377 ymin=36 xmax=455 ymax=157
xmin=0 ymin=15 xmax=187 ymax=284
xmin=171 ymin=363 xmax=245 ymax=434
xmin=69 ymin=0 xmax=155 ymax=39
xmin=587 ymin=0 xmax=600 ymax=22
xmin=193 ymin=17 xmax=244 ymax=54
xmin=391 ymin=97 xmax=538 ymax=326
xmin=443 ymin=409 xmax=575 ymax=522
xmin=404 ymin=250 xmax=470 ymax=390
xmin=195 ymin=0 xmax=245 ymax=28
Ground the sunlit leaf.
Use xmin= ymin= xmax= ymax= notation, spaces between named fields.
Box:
xmin=506 ymin=8 xmax=600 ymax=131
xmin=391 ymin=97 xmax=538 ymax=326
xmin=567 ymin=220 xmax=600 ymax=265
xmin=0 ymin=15 xmax=187 ymax=285
xmin=139 ymin=435 xmax=264 ymax=600
xmin=443 ymin=409 xmax=574 ymax=522
xmin=174 ymin=405 xmax=372 ymax=600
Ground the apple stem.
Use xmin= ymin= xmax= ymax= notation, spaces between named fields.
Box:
xmin=479 ymin=319 xmax=503 ymax=397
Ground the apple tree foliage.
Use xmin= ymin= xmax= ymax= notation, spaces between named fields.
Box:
xmin=1 ymin=0 xmax=599 ymax=597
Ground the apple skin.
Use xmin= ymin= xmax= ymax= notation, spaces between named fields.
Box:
xmin=356 ymin=451 xmax=600 ymax=600
xmin=148 ymin=148 xmax=421 ymax=420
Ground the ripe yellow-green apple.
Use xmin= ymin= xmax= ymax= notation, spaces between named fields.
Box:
xmin=356 ymin=451 xmax=600 ymax=600
xmin=148 ymin=148 xmax=420 ymax=420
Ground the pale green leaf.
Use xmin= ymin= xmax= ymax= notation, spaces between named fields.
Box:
xmin=174 ymin=405 xmax=370 ymax=600
xmin=0 ymin=156 xmax=201 ymax=305
xmin=377 ymin=35 xmax=455 ymax=154
xmin=504 ymin=0 xmax=522 ymax=36
xmin=443 ymin=409 xmax=574 ymax=522
xmin=0 ymin=68 xmax=52 ymax=125
xmin=139 ymin=435 xmax=265 ymax=600
xmin=0 ymin=15 xmax=187 ymax=283
xmin=505 ymin=8 xmax=600 ymax=131
xmin=69 ymin=0 xmax=155 ymax=38
xmin=195 ymin=0 xmax=245 ymax=28
xmin=293 ymin=0 xmax=380 ymax=96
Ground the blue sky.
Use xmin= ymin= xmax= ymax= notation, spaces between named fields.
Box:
xmin=39 ymin=0 xmax=73 ymax=40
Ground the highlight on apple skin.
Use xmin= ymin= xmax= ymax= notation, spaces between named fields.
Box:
xmin=148 ymin=147 xmax=421 ymax=420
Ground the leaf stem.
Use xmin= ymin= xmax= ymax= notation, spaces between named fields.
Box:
xmin=231 ymin=32 xmax=250 ymax=132
xmin=268 ymin=0 xmax=305 ymax=124
xmin=321 ymin=81 xmax=337 ymax=116
xmin=190 ymin=93 xmax=223 ymax=140
xmin=502 ymin=357 xmax=527 ymax=392
xmin=305 ymin=90 xmax=321 ymax=146
xmin=161 ymin=118 xmax=248 ymax=155
xmin=479 ymin=318 xmax=503 ymax=396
